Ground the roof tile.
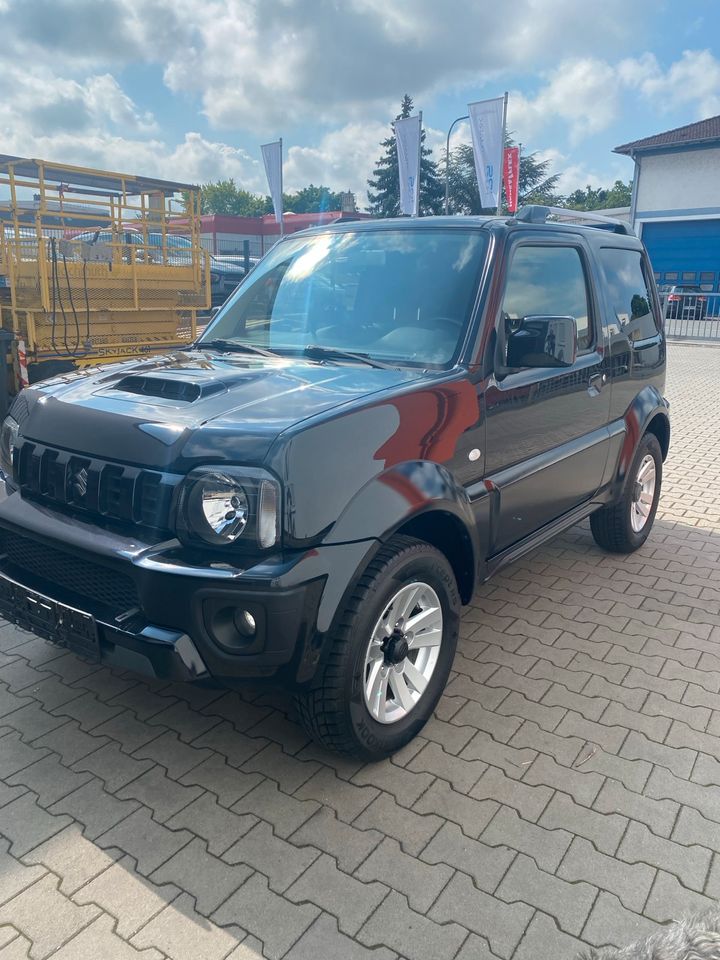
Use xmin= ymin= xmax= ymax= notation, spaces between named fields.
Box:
xmin=614 ymin=115 xmax=720 ymax=154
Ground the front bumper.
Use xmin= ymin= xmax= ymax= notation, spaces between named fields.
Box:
xmin=0 ymin=488 xmax=375 ymax=685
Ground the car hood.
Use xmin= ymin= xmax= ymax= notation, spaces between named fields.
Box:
xmin=16 ymin=350 xmax=425 ymax=471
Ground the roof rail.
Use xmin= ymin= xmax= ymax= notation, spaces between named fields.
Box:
xmin=514 ymin=204 xmax=635 ymax=236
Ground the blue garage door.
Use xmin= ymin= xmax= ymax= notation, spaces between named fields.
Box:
xmin=642 ymin=219 xmax=720 ymax=291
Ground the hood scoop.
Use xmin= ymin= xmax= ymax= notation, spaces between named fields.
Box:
xmin=114 ymin=375 xmax=226 ymax=403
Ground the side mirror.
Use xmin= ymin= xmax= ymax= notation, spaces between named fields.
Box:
xmin=506 ymin=315 xmax=578 ymax=369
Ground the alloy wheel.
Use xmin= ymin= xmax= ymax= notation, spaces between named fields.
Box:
xmin=362 ymin=581 xmax=443 ymax=724
xmin=630 ymin=454 xmax=656 ymax=533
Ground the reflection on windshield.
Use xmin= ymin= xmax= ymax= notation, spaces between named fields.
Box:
xmin=199 ymin=229 xmax=487 ymax=367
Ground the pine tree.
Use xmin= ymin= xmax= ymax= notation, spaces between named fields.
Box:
xmin=367 ymin=95 xmax=444 ymax=217
xmin=444 ymin=136 xmax=562 ymax=215
xmin=517 ymin=147 xmax=562 ymax=207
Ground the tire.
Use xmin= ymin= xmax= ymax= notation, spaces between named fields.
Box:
xmin=590 ymin=432 xmax=662 ymax=553
xmin=294 ymin=535 xmax=460 ymax=760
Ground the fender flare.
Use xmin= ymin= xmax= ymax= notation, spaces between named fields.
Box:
xmin=613 ymin=385 xmax=670 ymax=495
xmin=321 ymin=459 xmax=482 ymax=608
xmin=290 ymin=464 xmax=481 ymax=683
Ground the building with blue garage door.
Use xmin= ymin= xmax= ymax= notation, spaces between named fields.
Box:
xmin=614 ymin=116 xmax=720 ymax=294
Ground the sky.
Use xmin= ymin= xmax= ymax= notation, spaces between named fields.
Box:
xmin=1 ymin=0 xmax=719 ymax=208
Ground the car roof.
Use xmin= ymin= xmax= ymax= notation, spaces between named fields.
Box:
xmin=287 ymin=214 xmax=643 ymax=249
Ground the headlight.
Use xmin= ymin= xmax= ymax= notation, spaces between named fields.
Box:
xmin=0 ymin=416 xmax=19 ymax=479
xmin=189 ymin=475 xmax=249 ymax=544
xmin=175 ymin=468 xmax=280 ymax=549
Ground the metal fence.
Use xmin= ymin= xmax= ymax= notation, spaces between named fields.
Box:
xmin=199 ymin=237 xmax=266 ymax=260
xmin=659 ymin=292 xmax=720 ymax=342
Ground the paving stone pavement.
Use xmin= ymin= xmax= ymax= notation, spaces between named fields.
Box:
xmin=1 ymin=342 xmax=719 ymax=960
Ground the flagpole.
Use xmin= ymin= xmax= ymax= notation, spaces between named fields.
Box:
xmin=518 ymin=142 xmax=522 ymax=211
xmin=499 ymin=91 xmax=508 ymax=214
xmin=444 ymin=114 xmax=469 ymax=215
xmin=416 ymin=111 xmax=423 ymax=217
xmin=279 ymin=137 xmax=284 ymax=237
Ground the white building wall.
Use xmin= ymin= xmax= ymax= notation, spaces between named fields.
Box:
xmin=636 ymin=147 xmax=720 ymax=216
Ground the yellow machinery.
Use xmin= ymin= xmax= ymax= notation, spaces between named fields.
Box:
xmin=0 ymin=155 xmax=210 ymax=391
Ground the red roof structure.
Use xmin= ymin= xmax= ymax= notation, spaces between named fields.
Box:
xmin=614 ymin=116 xmax=720 ymax=155
xmin=166 ymin=210 xmax=372 ymax=255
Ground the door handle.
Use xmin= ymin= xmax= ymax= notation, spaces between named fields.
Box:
xmin=588 ymin=372 xmax=607 ymax=396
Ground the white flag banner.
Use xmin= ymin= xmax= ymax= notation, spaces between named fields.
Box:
xmin=395 ymin=114 xmax=422 ymax=216
xmin=468 ymin=97 xmax=505 ymax=210
xmin=261 ymin=139 xmax=283 ymax=226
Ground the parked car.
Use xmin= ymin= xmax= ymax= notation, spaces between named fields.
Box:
xmin=665 ymin=284 xmax=707 ymax=320
xmin=148 ymin=235 xmax=248 ymax=307
xmin=0 ymin=209 xmax=669 ymax=759
xmin=211 ymin=253 xmax=260 ymax=272
xmin=70 ymin=230 xmax=247 ymax=308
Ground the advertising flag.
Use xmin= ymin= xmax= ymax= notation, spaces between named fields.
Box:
xmin=503 ymin=146 xmax=520 ymax=214
xmin=261 ymin=139 xmax=284 ymax=228
xmin=394 ymin=114 xmax=422 ymax=216
xmin=468 ymin=97 xmax=505 ymax=210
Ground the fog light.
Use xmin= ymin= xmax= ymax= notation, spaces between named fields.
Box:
xmin=234 ymin=609 xmax=256 ymax=637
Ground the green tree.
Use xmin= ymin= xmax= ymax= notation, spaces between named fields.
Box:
xmin=563 ymin=179 xmax=632 ymax=210
xmin=445 ymin=137 xmax=562 ymax=215
xmin=188 ymin=180 xmax=357 ymax=218
xmin=518 ymin=147 xmax=563 ymax=206
xmin=284 ymin=184 xmax=348 ymax=213
xmin=367 ymin=95 xmax=444 ymax=217
xmin=197 ymin=179 xmax=270 ymax=216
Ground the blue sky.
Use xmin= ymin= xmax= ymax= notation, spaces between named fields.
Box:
xmin=1 ymin=0 xmax=719 ymax=206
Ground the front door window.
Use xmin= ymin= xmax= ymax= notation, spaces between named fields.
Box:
xmin=501 ymin=245 xmax=592 ymax=358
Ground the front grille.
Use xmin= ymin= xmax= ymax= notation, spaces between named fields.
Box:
xmin=0 ymin=530 xmax=139 ymax=613
xmin=14 ymin=441 xmax=180 ymax=531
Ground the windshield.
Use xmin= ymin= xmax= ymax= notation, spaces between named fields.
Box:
xmin=199 ymin=228 xmax=487 ymax=366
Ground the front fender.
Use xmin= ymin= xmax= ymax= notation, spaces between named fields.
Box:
xmin=285 ymin=461 xmax=482 ymax=682
xmin=326 ymin=459 xmax=478 ymax=549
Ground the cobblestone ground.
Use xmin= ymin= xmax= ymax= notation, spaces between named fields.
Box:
xmin=1 ymin=342 xmax=719 ymax=960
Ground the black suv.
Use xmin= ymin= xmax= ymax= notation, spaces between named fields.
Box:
xmin=0 ymin=209 xmax=669 ymax=759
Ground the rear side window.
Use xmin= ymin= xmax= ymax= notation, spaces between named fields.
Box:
xmin=501 ymin=245 xmax=592 ymax=350
xmin=600 ymin=248 xmax=659 ymax=341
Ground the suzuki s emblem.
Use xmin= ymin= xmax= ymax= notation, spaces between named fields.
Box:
xmin=71 ymin=467 xmax=89 ymax=499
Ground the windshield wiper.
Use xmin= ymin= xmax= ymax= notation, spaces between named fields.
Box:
xmin=304 ymin=344 xmax=396 ymax=370
xmin=198 ymin=338 xmax=281 ymax=359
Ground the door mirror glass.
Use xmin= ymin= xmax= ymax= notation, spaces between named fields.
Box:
xmin=506 ymin=315 xmax=578 ymax=369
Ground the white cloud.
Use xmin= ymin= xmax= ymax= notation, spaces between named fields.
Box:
xmin=165 ymin=0 xmax=659 ymax=134
xmin=0 ymin=58 xmax=261 ymax=191
xmin=509 ymin=59 xmax=621 ymax=146
xmin=629 ymin=49 xmax=720 ymax=118
xmin=84 ymin=75 xmax=157 ymax=133
xmin=0 ymin=62 xmax=157 ymax=142
xmin=0 ymin=127 xmax=263 ymax=194
xmin=1 ymin=0 xmax=719 ymax=208
xmin=507 ymin=50 xmax=720 ymax=147
xmin=1 ymin=0 xmax=654 ymax=134
xmin=284 ymin=121 xmax=389 ymax=197
xmin=534 ymin=147 xmax=628 ymax=195
xmin=2 ymin=0 xmax=191 ymax=66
